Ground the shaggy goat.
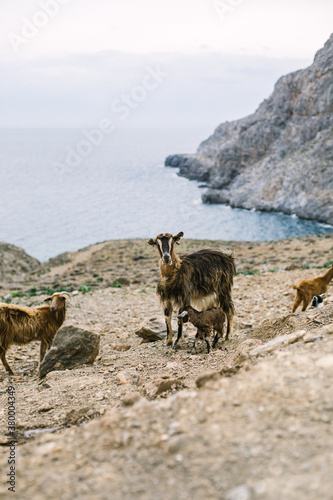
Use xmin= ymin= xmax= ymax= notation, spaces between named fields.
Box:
xmin=178 ymin=305 xmax=226 ymax=354
xmin=0 ymin=292 xmax=70 ymax=374
xmin=148 ymin=232 xmax=235 ymax=349
xmin=291 ymin=265 xmax=333 ymax=312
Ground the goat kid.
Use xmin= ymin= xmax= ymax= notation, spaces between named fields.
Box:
xmin=148 ymin=232 xmax=235 ymax=349
xmin=0 ymin=292 xmax=70 ymax=374
xmin=178 ymin=305 xmax=225 ymax=354
xmin=291 ymin=265 xmax=333 ymax=312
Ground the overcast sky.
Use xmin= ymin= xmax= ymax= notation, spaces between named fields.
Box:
xmin=0 ymin=0 xmax=332 ymax=128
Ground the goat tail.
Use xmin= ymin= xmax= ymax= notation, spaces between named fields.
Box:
xmin=291 ymin=285 xmax=300 ymax=291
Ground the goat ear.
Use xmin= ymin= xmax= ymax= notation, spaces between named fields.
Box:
xmin=173 ymin=231 xmax=184 ymax=244
xmin=147 ymin=238 xmax=157 ymax=246
xmin=44 ymin=296 xmax=52 ymax=302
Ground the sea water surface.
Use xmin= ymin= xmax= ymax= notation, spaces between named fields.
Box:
xmin=0 ymin=128 xmax=332 ymax=262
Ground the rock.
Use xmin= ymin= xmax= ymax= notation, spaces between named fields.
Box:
xmin=144 ymin=377 xmax=184 ymax=397
xmin=155 ymin=378 xmax=184 ymax=395
xmin=39 ymin=326 xmax=100 ymax=378
xmin=249 ymin=330 xmax=306 ymax=357
xmin=112 ymin=344 xmax=131 ymax=351
xmin=234 ymin=338 xmax=264 ymax=364
xmin=226 ymin=485 xmax=252 ymax=500
xmin=165 ymin=35 xmax=333 ymax=225
xmin=64 ymin=407 xmax=92 ymax=426
xmin=121 ymin=392 xmax=142 ymax=406
xmin=37 ymin=405 xmax=54 ymax=413
xmin=3 ymin=293 xmax=12 ymax=303
xmin=135 ymin=317 xmax=178 ymax=342
xmin=117 ymin=370 xmax=142 ymax=386
xmin=320 ymin=324 xmax=333 ymax=335
xmin=195 ymin=371 xmax=220 ymax=388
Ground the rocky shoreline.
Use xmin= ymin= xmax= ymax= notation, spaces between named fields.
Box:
xmin=165 ymin=34 xmax=333 ymax=225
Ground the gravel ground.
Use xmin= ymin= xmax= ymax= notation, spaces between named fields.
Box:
xmin=0 ymin=234 xmax=333 ymax=499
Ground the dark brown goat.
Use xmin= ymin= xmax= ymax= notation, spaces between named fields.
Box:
xmin=291 ymin=265 xmax=333 ymax=312
xmin=148 ymin=232 xmax=235 ymax=349
xmin=0 ymin=292 xmax=69 ymax=374
xmin=178 ymin=305 xmax=226 ymax=353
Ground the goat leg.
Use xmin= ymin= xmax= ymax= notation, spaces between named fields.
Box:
xmin=292 ymin=293 xmax=302 ymax=313
xmin=164 ymin=303 xmax=173 ymax=346
xmin=212 ymin=332 xmax=219 ymax=349
xmin=39 ymin=340 xmax=49 ymax=363
xmin=205 ymin=338 xmax=211 ymax=354
xmin=225 ymin=315 xmax=233 ymax=341
xmin=173 ymin=317 xmax=184 ymax=350
xmin=0 ymin=347 xmax=14 ymax=375
xmin=191 ymin=331 xmax=200 ymax=354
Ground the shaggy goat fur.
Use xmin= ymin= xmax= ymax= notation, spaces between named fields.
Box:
xmin=291 ymin=265 xmax=333 ymax=312
xmin=178 ymin=305 xmax=226 ymax=353
xmin=0 ymin=292 xmax=69 ymax=374
xmin=148 ymin=232 xmax=235 ymax=349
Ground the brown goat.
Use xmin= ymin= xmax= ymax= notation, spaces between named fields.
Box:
xmin=291 ymin=265 xmax=333 ymax=312
xmin=148 ymin=232 xmax=235 ymax=349
xmin=178 ymin=305 xmax=226 ymax=353
xmin=0 ymin=292 xmax=69 ymax=374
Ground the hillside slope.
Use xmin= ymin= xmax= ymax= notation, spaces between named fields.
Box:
xmin=0 ymin=235 xmax=333 ymax=500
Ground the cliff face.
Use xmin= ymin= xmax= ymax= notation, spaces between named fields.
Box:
xmin=165 ymin=34 xmax=333 ymax=224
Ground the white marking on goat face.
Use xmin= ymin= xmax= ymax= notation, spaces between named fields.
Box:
xmin=158 ymin=236 xmax=173 ymax=265
xmin=178 ymin=311 xmax=188 ymax=319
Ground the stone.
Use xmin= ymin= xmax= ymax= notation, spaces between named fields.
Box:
xmin=39 ymin=325 xmax=100 ymax=378
xmin=117 ymin=370 xmax=142 ymax=386
xmin=64 ymin=407 xmax=91 ymax=426
xmin=135 ymin=317 xmax=178 ymax=342
xmin=195 ymin=371 xmax=220 ymax=388
xmin=234 ymin=339 xmax=264 ymax=364
xmin=165 ymin=35 xmax=333 ymax=225
xmin=226 ymin=485 xmax=252 ymax=500
xmin=121 ymin=392 xmax=142 ymax=406
xmin=249 ymin=330 xmax=306 ymax=357
xmin=320 ymin=324 xmax=333 ymax=335
xmin=155 ymin=378 xmax=184 ymax=395
xmin=112 ymin=344 xmax=131 ymax=351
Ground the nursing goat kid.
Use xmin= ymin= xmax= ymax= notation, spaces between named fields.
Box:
xmin=178 ymin=305 xmax=226 ymax=354
xmin=0 ymin=292 xmax=70 ymax=374
xmin=291 ymin=265 xmax=333 ymax=313
xmin=148 ymin=232 xmax=235 ymax=349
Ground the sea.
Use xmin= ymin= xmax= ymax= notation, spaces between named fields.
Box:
xmin=0 ymin=127 xmax=332 ymax=262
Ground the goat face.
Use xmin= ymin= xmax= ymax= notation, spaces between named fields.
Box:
xmin=178 ymin=309 xmax=189 ymax=323
xmin=311 ymin=294 xmax=325 ymax=308
xmin=44 ymin=292 xmax=70 ymax=312
xmin=148 ymin=232 xmax=184 ymax=265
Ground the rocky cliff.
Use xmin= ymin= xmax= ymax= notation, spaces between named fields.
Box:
xmin=165 ymin=34 xmax=333 ymax=225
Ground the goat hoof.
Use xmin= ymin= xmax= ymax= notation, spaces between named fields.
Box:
xmin=166 ymin=342 xmax=173 ymax=347
xmin=172 ymin=344 xmax=180 ymax=351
